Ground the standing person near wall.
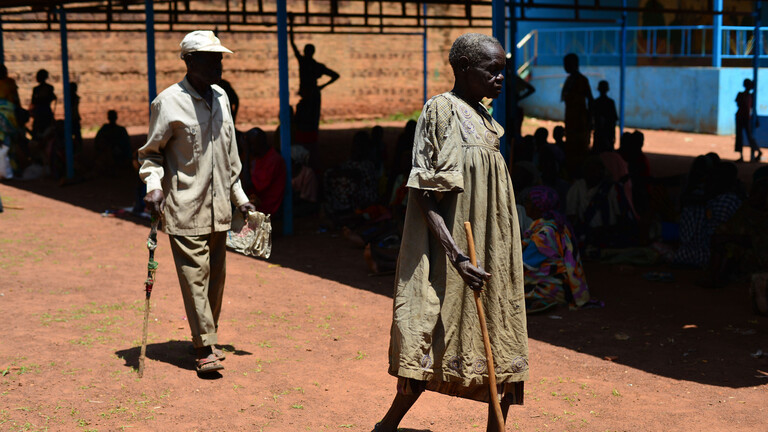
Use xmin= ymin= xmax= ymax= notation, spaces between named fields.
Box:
xmin=734 ymin=78 xmax=762 ymax=163
xmin=561 ymin=53 xmax=593 ymax=177
xmin=288 ymin=14 xmax=340 ymax=142
xmin=376 ymin=33 xmax=528 ymax=432
xmin=138 ymin=30 xmax=256 ymax=375
xmin=30 ymin=69 xmax=57 ymax=141
xmin=592 ymin=80 xmax=618 ymax=153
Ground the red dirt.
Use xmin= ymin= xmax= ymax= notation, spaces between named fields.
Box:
xmin=1 ymin=125 xmax=767 ymax=432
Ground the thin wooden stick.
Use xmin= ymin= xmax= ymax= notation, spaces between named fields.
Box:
xmin=464 ymin=221 xmax=505 ymax=432
xmin=138 ymin=217 xmax=159 ymax=378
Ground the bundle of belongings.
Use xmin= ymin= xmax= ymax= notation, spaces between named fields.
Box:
xmin=227 ymin=210 xmax=272 ymax=259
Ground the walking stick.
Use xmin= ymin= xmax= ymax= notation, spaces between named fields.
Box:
xmin=138 ymin=215 xmax=160 ymax=378
xmin=464 ymin=221 xmax=505 ymax=432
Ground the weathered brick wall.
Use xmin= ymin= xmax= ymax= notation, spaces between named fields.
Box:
xmin=3 ymin=23 xmax=473 ymax=130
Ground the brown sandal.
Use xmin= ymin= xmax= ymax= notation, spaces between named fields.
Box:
xmin=212 ymin=347 xmax=226 ymax=361
xmin=196 ymin=354 xmax=224 ymax=374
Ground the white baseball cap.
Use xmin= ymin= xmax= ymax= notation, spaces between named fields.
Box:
xmin=179 ymin=30 xmax=233 ymax=59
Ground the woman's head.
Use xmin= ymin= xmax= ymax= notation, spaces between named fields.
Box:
xmin=524 ymin=186 xmax=563 ymax=225
xmin=449 ymin=33 xmax=505 ymax=101
xmin=706 ymin=161 xmax=739 ymax=196
xmin=36 ymin=69 xmax=49 ymax=83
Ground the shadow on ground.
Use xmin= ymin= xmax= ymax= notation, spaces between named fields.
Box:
xmin=5 ymin=136 xmax=767 ymax=389
xmin=115 ymin=340 xmax=252 ymax=373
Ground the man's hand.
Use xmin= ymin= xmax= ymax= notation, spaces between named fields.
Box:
xmin=238 ymin=202 xmax=257 ymax=218
xmin=144 ymin=189 xmax=165 ymax=217
xmin=453 ymin=255 xmax=491 ymax=292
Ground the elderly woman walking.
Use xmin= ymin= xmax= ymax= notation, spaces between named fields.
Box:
xmin=375 ymin=33 xmax=528 ymax=432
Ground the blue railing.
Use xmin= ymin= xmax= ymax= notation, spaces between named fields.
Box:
xmin=527 ymin=25 xmax=768 ymax=65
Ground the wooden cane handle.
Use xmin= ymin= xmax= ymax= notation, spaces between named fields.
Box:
xmin=464 ymin=222 xmax=505 ymax=431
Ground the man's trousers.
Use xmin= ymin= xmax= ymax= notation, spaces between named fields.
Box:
xmin=168 ymin=231 xmax=227 ymax=348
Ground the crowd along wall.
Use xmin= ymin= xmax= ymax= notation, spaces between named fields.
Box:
xmin=521 ymin=65 xmax=768 ymax=135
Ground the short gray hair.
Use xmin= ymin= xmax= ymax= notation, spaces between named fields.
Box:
xmin=449 ymin=33 xmax=502 ymax=69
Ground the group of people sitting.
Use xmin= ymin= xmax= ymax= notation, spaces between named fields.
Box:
xmin=310 ymin=115 xmax=765 ymax=314
xmin=673 ymin=154 xmax=768 ymax=288
xmin=512 ymin=122 xmax=767 ymax=305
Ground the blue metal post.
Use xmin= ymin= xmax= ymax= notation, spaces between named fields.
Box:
xmin=752 ymin=2 xmax=761 ymax=141
xmin=277 ymin=0 xmax=293 ymax=235
xmin=491 ymin=0 xmax=507 ymax=160
xmin=506 ymin=0 xmax=517 ymax=163
xmin=422 ymin=2 xmax=428 ymax=104
xmin=713 ymin=0 xmax=723 ymax=67
xmin=619 ymin=0 xmax=627 ymax=136
xmin=145 ymin=0 xmax=157 ymax=105
xmin=0 ymin=16 xmax=4 ymax=65
xmin=59 ymin=7 xmax=73 ymax=179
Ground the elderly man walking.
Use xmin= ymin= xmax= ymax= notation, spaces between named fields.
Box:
xmin=139 ymin=30 xmax=256 ymax=375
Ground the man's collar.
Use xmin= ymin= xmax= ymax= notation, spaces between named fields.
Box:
xmin=181 ymin=76 xmax=203 ymax=100
xmin=181 ymin=75 xmax=222 ymax=100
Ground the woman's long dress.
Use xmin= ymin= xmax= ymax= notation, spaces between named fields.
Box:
xmin=388 ymin=92 xmax=528 ymax=404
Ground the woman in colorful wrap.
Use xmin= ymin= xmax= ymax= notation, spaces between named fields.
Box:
xmin=521 ymin=186 xmax=590 ymax=313
xmin=376 ymin=33 xmax=528 ymax=432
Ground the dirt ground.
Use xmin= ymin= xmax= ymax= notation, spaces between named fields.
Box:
xmin=1 ymin=124 xmax=767 ymax=432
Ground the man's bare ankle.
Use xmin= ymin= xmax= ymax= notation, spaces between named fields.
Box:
xmin=195 ymin=346 xmax=213 ymax=358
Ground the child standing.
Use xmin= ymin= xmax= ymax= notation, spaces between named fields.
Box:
xmin=592 ymin=80 xmax=618 ymax=153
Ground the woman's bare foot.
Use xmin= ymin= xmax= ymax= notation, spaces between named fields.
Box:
xmin=364 ymin=244 xmax=379 ymax=274
xmin=342 ymin=226 xmax=366 ymax=248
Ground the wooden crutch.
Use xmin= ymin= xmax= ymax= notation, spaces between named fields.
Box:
xmin=464 ymin=221 xmax=505 ymax=432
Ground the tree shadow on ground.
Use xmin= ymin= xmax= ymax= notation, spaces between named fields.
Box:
xmin=115 ymin=340 xmax=252 ymax=374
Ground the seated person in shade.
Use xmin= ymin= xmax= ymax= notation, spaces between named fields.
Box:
xmin=247 ymin=127 xmax=286 ymax=215
xmin=290 ymin=145 xmax=319 ymax=217
xmin=94 ymin=110 xmax=131 ymax=174
xmin=522 ymin=186 xmax=591 ymax=313
xmin=566 ymin=155 xmax=637 ymax=248
xmin=705 ymin=166 xmax=768 ymax=288
xmin=675 ymin=161 xmax=742 ymax=268
xmin=552 ymin=125 xmax=565 ymax=151
xmin=618 ymin=131 xmax=651 ymax=216
xmin=323 ymin=130 xmax=378 ymax=216
xmin=513 ymin=134 xmax=536 ymax=163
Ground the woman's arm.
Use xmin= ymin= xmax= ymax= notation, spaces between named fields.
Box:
xmin=413 ymin=190 xmax=491 ymax=291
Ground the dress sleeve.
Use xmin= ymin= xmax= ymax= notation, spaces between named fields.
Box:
xmin=406 ymin=95 xmax=464 ymax=192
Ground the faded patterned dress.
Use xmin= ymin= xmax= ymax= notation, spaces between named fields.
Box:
xmin=388 ymin=92 xmax=529 ymax=404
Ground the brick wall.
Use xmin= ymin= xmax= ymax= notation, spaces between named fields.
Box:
xmin=3 ymin=23 xmax=475 ymax=130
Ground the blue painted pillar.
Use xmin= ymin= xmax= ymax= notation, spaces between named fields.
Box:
xmin=491 ymin=0 xmax=507 ymax=160
xmin=277 ymin=0 xmax=293 ymax=235
xmin=619 ymin=0 xmax=627 ymax=136
xmin=752 ymin=2 xmax=761 ymax=138
xmin=713 ymin=0 xmax=723 ymax=67
xmin=422 ymin=2 xmax=428 ymax=104
xmin=0 ymin=16 xmax=4 ymax=65
xmin=145 ymin=0 xmax=157 ymax=105
xmin=59 ymin=6 xmax=73 ymax=179
xmin=506 ymin=0 xmax=517 ymax=163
